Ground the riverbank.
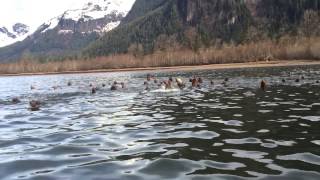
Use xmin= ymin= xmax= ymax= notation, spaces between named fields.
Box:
xmin=1 ymin=60 xmax=319 ymax=77
xmin=1 ymin=37 xmax=319 ymax=76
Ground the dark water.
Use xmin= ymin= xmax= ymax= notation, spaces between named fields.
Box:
xmin=0 ymin=65 xmax=320 ymax=180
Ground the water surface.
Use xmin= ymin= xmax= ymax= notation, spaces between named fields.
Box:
xmin=0 ymin=65 xmax=320 ymax=180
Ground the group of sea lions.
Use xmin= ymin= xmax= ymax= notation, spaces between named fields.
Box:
xmin=7 ymin=74 xmax=318 ymax=111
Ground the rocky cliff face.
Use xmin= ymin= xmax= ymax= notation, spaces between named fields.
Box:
xmin=55 ymin=11 xmax=124 ymax=34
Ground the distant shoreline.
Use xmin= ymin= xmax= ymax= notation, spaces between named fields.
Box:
xmin=1 ymin=60 xmax=320 ymax=77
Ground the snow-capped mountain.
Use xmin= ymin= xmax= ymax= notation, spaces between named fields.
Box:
xmin=39 ymin=0 xmax=135 ymax=34
xmin=0 ymin=0 xmax=135 ymax=49
xmin=0 ymin=23 xmax=31 ymax=47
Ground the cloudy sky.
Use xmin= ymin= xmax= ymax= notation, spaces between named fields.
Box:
xmin=0 ymin=0 xmax=89 ymax=28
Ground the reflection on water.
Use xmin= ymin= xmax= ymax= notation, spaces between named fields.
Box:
xmin=0 ymin=65 xmax=320 ymax=179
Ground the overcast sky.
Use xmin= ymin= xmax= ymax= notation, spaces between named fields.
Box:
xmin=0 ymin=0 xmax=89 ymax=29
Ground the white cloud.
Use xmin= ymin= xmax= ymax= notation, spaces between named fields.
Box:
xmin=0 ymin=0 xmax=88 ymax=29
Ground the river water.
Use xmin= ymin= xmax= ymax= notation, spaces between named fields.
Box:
xmin=0 ymin=65 xmax=319 ymax=180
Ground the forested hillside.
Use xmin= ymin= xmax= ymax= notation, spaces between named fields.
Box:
xmin=84 ymin=0 xmax=320 ymax=57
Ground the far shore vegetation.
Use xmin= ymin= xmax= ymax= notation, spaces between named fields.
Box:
xmin=0 ymin=36 xmax=319 ymax=75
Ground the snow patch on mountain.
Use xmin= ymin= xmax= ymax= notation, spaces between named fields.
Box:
xmin=58 ymin=29 xmax=74 ymax=35
xmin=41 ymin=0 xmax=135 ymax=33
xmin=63 ymin=0 xmax=134 ymax=21
xmin=103 ymin=21 xmax=120 ymax=32
xmin=0 ymin=23 xmax=31 ymax=47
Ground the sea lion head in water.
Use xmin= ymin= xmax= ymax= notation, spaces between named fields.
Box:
xmin=260 ymin=80 xmax=267 ymax=91
xmin=163 ymin=80 xmax=172 ymax=89
xmin=91 ymin=87 xmax=97 ymax=94
xmin=111 ymin=85 xmax=117 ymax=91
xmin=121 ymin=82 xmax=125 ymax=89
xmin=29 ymin=100 xmax=41 ymax=111
xmin=12 ymin=97 xmax=21 ymax=104
xmin=191 ymin=78 xmax=197 ymax=87
xmin=210 ymin=80 xmax=214 ymax=85
xmin=147 ymin=74 xmax=151 ymax=81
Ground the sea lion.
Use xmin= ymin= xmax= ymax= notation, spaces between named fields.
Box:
xmin=29 ymin=100 xmax=41 ymax=111
xmin=12 ymin=97 xmax=21 ymax=104
xmin=260 ymin=80 xmax=267 ymax=91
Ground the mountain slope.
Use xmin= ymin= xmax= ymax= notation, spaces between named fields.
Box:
xmin=0 ymin=0 xmax=135 ymax=62
xmin=84 ymin=0 xmax=320 ymax=57
xmin=121 ymin=0 xmax=167 ymax=24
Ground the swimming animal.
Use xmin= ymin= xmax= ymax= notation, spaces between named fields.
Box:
xmin=12 ymin=97 xmax=21 ymax=104
xmin=91 ymin=87 xmax=97 ymax=94
xmin=110 ymin=81 xmax=119 ymax=91
xmin=260 ymin=80 xmax=267 ymax=91
xmin=176 ymin=78 xmax=185 ymax=89
xmin=29 ymin=100 xmax=41 ymax=111
xmin=147 ymin=74 xmax=152 ymax=81
xmin=164 ymin=80 xmax=173 ymax=89
xmin=121 ymin=82 xmax=125 ymax=89
xmin=191 ymin=78 xmax=198 ymax=87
